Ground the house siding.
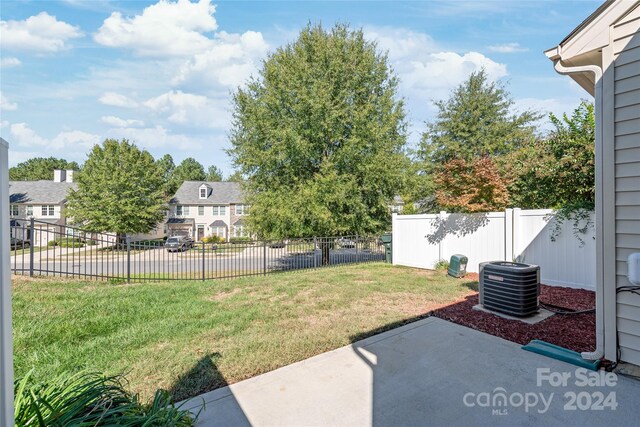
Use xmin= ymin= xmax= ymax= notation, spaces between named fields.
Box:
xmin=614 ymin=5 xmax=640 ymax=366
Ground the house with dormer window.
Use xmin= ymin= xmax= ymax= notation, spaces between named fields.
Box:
xmin=167 ymin=181 xmax=249 ymax=241
xmin=8 ymin=169 xmax=76 ymax=245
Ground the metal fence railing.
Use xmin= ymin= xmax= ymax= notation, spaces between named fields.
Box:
xmin=8 ymin=219 xmax=385 ymax=282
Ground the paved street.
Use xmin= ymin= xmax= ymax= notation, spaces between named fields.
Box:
xmin=10 ymin=246 xmax=384 ymax=279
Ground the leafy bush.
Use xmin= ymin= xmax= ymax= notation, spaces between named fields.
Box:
xmin=229 ymin=237 xmax=252 ymax=244
xmin=434 ymin=259 xmax=450 ymax=271
xmin=203 ymin=235 xmax=224 ymax=244
xmin=14 ymin=371 xmax=197 ymax=426
xmin=47 ymin=240 xmax=58 ymax=247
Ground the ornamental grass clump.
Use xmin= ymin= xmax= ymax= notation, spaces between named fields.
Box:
xmin=14 ymin=371 xmax=197 ymax=426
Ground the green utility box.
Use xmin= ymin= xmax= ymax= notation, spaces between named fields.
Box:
xmin=380 ymin=233 xmax=392 ymax=263
xmin=448 ymin=254 xmax=468 ymax=278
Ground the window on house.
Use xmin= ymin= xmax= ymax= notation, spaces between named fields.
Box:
xmin=177 ymin=205 xmax=189 ymax=216
xmin=198 ymin=206 xmax=204 ymax=216
xmin=10 ymin=205 xmax=19 ymax=216
xmin=212 ymin=226 xmax=226 ymax=238
xmin=41 ymin=205 xmax=55 ymax=216
xmin=26 ymin=206 xmax=33 ymax=216
xmin=236 ymin=204 xmax=249 ymax=215
xmin=234 ymin=225 xmax=246 ymax=237
xmin=212 ymin=205 xmax=226 ymax=216
xmin=199 ymin=187 xmax=207 ymax=199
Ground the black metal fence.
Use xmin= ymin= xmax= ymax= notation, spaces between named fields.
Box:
xmin=9 ymin=219 xmax=385 ymax=282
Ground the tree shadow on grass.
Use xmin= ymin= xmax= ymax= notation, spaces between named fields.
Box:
xmin=170 ymin=353 xmax=251 ymax=426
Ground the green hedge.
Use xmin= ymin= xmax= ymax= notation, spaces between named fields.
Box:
xmin=229 ymin=237 xmax=252 ymax=244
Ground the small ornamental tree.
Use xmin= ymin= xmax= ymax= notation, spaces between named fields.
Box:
xmin=434 ymin=157 xmax=509 ymax=213
xmin=65 ymin=139 xmax=166 ymax=243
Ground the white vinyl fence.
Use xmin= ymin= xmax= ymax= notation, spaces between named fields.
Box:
xmin=392 ymin=208 xmax=596 ymax=290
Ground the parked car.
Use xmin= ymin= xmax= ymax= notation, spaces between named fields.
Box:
xmin=10 ymin=237 xmax=30 ymax=250
xmin=336 ymin=238 xmax=356 ymax=248
xmin=165 ymin=236 xmax=193 ymax=252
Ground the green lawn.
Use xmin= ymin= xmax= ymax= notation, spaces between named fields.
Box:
xmin=12 ymin=264 xmax=477 ymax=403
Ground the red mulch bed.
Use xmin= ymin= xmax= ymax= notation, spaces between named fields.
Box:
xmin=431 ymin=280 xmax=596 ymax=353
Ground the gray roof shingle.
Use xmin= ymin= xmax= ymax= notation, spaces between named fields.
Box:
xmin=9 ymin=181 xmax=77 ymax=204
xmin=170 ymin=181 xmax=245 ymax=205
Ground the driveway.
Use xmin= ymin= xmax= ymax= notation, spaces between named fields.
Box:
xmin=182 ymin=318 xmax=640 ymax=426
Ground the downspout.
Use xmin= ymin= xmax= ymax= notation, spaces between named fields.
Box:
xmin=552 ymin=55 xmax=604 ymax=361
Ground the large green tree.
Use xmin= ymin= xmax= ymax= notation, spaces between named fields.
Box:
xmin=156 ymin=154 xmax=176 ymax=195
xmin=170 ymin=157 xmax=206 ymax=191
xmin=229 ymin=24 xmax=408 ymax=246
xmin=9 ymin=157 xmax=80 ymax=181
xmin=206 ymin=165 xmax=223 ymax=182
xmin=66 ymin=139 xmax=166 ymax=239
xmin=419 ymin=70 xmax=541 ymax=164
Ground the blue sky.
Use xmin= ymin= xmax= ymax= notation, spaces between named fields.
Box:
xmin=1 ymin=0 xmax=600 ymax=175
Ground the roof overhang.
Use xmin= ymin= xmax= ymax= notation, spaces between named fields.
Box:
xmin=545 ymin=0 xmax=639 ymax=96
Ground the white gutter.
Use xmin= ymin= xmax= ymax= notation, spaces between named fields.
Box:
xmin=0 ymin=138 xmax=14 ymax=426
xmin=552 ymin=56 xmax=604 ymax=361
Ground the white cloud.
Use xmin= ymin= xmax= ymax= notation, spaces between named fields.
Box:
xmin=0 ymin=57 xmax=21 ymax=68
xmin=144 ymin=90 xmax=229 ymax=128
xmin=514 ymin=97 xmax=582 ymax=130
xmin=487 ymin=42 xmax=529 ymax=53
xmin=100 ymin=116 xmax=145 ymax=127
xmin=0 ymin=92 xmax=17 ymax=110
xmin=98 ymin=91 xmax=139 ymax=108
xmin=172 ymin=30 xmax=269 ymax=89
xmin=365 ymin=27 xmax=507 ymax=104
xmin=9 ymin=122 xmax=100 ymax=150
xmin=108 ymin=125 xmax=201 ymax=150
xmin=94 ymin=0 xmax=218 ymax=57
xmin=0 ymin=12 xmax=82 ymax=53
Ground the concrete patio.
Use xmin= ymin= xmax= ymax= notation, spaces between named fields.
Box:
xmin=182 ymin=317 xmax=640 ymax=426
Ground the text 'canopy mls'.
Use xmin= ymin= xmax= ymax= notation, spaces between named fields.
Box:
xmin=229 ymin=23 xmax=409 ymax=239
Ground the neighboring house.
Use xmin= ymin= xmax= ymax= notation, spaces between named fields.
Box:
xmin=9 ymin=170 xmax=76 ymax=246
xmin=546 ymin=0 xmax=640 ymax=366
xmin=167 ymin=181 xmax=248 ymax=241
xmin=389 ymin=195 xmax=405 ymax=214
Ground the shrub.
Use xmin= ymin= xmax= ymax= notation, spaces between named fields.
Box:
xmin=434 ymin=259 xmax=450 ymax=271
xmin=47 ymin=240 xmax=58 ymax=247
xmin=203 ymin=235 xmax=224 ymax=244
xmin=14 ymin=371 xmax=197 ymax=426
xmin=229 ymin=237 xmax=252 ymax=244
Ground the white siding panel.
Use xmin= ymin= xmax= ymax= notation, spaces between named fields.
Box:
xmin=615 ymin=147 xmax=640 ymax=163
xmin=615 ymin=88 xmax=640 ymax=107
xmin=618 ymin=302 xmax=640 ymax=322
xmin=615 ymin=162 xmax=640 ymax=177
xmin=615 ymin=74 xmax=640 ymax=94
xmin=614 ymin=117 xmax=640 ymax=135
xmin=615 ymin=5 xmax=640 ymax=27
xmin=616 ymin=133 xmax=640 ymax=149
xmin=616 ymin=205 xmax=640 ymax=220
xmin=616 ymin=233 xmax=640 ymax=248
xmin=616 ymin=190 xmax=640 ymax=205
xmin=619 ymin=346 xmax=640 ymax=365
xmin=614 ymin=33 xmax=640 ymax=54
xmin=616 ymin=45 xmax=640 ymax=66
xmin=617 ymin=220 xmax=640 ymax=233
xmin=615 ymin=177 xmax=640 ymax=191
xmin=614 ymin=15 xmax=640 ymax=39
